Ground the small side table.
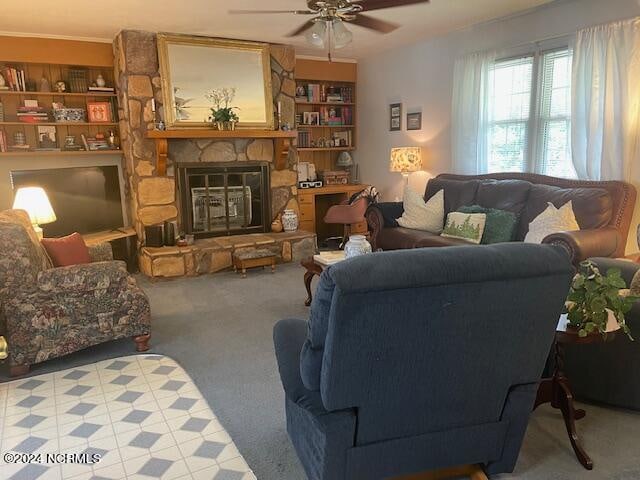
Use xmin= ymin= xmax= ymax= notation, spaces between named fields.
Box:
xmin=534 ymin=315 xmax=619 ymax=470
xmin=301 ymin=251 xmax=346 ymax=306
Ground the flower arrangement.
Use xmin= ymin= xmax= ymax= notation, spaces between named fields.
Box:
xmin=566 ymin=260 xmax=637 ymax=339
xmin=206 ymin=87 xmax=239 ymax=128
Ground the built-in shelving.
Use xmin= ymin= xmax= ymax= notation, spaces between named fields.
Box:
xmin=0 ymin=60 xmax=120 ymax=155
xmin=0 ymin=91 xmax=116 ymax=98
xmin=295 ymin=101 xmax=356 ymax=106
xmin=0 ymin=150 xmax=121 ymax=157
xmin=295 ymin=63 xmax=357 ymax=173
xmin=297 ymin=147 xmax=356 ymax=152
xmin=0 ymin=121 xmax=118 ymax=126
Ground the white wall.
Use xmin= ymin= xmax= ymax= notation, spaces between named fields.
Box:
xmin=357 ymin=0 xmax=640 ymax=203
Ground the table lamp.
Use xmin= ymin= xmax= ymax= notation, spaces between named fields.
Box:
xmin=12 ymin=186 xmax=57 ymax=239
xmin=390 ymin=147 xmax=423 ymax=188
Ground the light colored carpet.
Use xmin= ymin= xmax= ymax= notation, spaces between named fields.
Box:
xmin=1 ymin=263 xmax=640 ymax=479
xmin=0 ymin=354 xmax=256 ymax=480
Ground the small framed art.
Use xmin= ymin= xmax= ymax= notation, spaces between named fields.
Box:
xmin=87 ymin=102 xmax=113 ymax=123
xmin=407 ymin=112 xmax=422 ymax=131
xmin=390 ymin=103 xmax=402 ymax=131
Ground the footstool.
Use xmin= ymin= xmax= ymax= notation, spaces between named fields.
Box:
xmin=233 ymin=249 xmax=277 ymax=278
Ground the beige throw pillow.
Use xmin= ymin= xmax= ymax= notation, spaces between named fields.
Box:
xmin=441 ymin=212 xmax=487 ymax=244
xmin=397 ymin=188 xmax=444 ymax=234
xmin=524 ymin=201 xmax=580 ymax=244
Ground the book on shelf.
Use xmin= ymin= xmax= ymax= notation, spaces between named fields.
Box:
xmin=1 ymin=67 xmax=27 ymax=92
xmin=297 ymin=131 xmax=312 ymax=148
xmin=0 ymin=130 xmax=7 ymax=152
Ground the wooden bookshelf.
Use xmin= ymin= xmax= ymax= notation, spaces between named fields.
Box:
xmin=0 ymin=60 xmax=120 ymax=156
xmin=295 ymin=59 xmax=357 ymax=174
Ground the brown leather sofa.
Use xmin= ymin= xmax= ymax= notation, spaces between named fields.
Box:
xmin=366 ymin=173 xmax=637 ymax=264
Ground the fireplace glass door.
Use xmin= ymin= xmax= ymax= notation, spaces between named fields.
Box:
xmin=178 ymin=163 xmax=270 ymax=238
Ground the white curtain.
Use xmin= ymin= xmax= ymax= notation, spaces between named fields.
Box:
xmin=572 ymin=18 xmax=640 ymax=181
xmin=451 ymin=50 xmax=496 ymax=174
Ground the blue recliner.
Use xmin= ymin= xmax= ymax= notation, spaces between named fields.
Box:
xmin=274 ymin=243 xmax=574 ymax=480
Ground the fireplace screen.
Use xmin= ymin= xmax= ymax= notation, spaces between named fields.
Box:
xmin=178 ymin=163 xmax=270 ymax=238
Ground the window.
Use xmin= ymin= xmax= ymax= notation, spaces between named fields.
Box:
xmin=486 ymin=48 xmax=576 ymax=178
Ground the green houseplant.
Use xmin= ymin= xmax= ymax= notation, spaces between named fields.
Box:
xmin=566 ymin=260 xmax=637 ymax=339
xmin=206 ymin=87 xmax=239 ymax=130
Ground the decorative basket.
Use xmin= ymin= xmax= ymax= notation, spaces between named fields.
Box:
xmin=53 ymin=108 xmax=86 ymax=123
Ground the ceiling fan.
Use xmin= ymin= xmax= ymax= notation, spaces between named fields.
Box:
xmin=230 ymin=0 xmax=431 ymax=51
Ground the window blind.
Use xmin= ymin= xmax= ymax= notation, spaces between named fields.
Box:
xmin=487 ymin=56 xmax=534 ymax=173
xmin=537 ymin=49 xmax=576 ymax=178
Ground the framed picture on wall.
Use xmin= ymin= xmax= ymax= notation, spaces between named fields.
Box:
xmin=407 ymin=112 xmax=422 ymax=131
xmin=390 ymin=103 xmax=402 ymax=131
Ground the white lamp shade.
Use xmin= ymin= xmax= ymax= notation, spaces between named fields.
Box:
xmin=305 ymin=21 xmax=327 ymax=48
xmin=390 ymin=147 xmax=423 ymax=173
xmin=12 ymin=187 xmax=57 ymax=225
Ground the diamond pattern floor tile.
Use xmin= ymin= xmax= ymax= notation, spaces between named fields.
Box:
xmin=0 ymin=355 xmax=254 ymax=480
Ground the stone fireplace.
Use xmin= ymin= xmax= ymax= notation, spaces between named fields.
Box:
xmin=113 ymin=30 xmax=316 ymax=278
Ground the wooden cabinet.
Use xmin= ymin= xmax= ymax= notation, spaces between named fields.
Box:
xmin=297 ymin=184 xmax=368 ymax=241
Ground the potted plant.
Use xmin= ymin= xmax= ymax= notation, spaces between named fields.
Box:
xmin=206 ymin=87 xmax=239 ymax=130
xmin=566 ymin=260 xmax=637 ymax=339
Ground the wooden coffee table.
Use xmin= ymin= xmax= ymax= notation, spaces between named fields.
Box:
xmin=301 ymin=251 xmax=345 ymax=306
xmin=534 ymin=314 xmax=619 ymax=470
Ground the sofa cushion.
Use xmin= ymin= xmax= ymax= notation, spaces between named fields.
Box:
xmin=476 ymin=179 xmax=532 ymax=215
xmin=524 ymin=201 xmax=580 ymax=244
xmin=442 ymin=212 xmax=487 ymax=244
xmin=424 ymin=178 xmax=481 ymax=215
xmin=397 ymin=189 xmax=444 ymax=233
xmin=41 ymin=232 xmax=91 ymax=267
xmin=378 ymin=227 xmax=471 ymax=250
xmin=518 ymin=184 xmax=613 ymax=239
xmin=458 ymin=205 xmax=518 ymax=244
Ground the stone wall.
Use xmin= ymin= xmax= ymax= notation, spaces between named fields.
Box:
xmin=113 ymin=30 xmax=299 ymax=248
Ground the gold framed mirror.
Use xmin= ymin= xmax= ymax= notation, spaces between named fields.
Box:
xmin=157 ymin=34 xmax=274 ymax=129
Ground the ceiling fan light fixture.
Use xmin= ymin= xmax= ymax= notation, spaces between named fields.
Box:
xmin=305 ymin=20 xmax=327 ymax=48
xmin=332 ymin=19 xmax=353 ymax=49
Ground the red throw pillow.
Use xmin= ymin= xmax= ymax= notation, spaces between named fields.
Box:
xmin=41 ymin=233 xmax=91 ymax=267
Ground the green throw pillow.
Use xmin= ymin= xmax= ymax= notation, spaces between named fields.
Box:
xmin=458 ymin=205 xmax=518 ymax=244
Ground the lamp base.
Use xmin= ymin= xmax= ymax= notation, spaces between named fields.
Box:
xmin=32 ymin=224 xmax=43 ymax=240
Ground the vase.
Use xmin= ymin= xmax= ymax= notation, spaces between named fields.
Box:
xmin=271 ymin=217 xmax=283 ymax=233
xmin=216 ymin=121 xmax=236 ymax=131
xmin=282 ymin=209 xmax=299 ymax=232
xmin=344 ymin=235 xmax=372 ymax=259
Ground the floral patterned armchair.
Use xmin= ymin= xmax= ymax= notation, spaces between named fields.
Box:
xmin=0 ymin=210 xmax=151 ymax=376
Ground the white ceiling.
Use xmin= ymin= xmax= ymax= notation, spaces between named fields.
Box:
xmin=0 ymin=0 xmax=556 ymax=59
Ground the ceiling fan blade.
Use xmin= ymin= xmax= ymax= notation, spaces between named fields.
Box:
xmin=229 ymin=10 xmax=316 ymax=14
xmin=286 ymin=20 xmax=317 ymax=37
xmin=351 ymin=0 xmax=430 ymax=12
xmin=349 ymin=14 xmax=399 ymax=33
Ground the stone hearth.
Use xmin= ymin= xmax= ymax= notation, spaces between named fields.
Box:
xmin=140 ymin=231 xmax=316 ymax=278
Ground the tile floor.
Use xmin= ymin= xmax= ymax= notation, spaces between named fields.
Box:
xmin=0 ymin=355 xmax=256 ymax=480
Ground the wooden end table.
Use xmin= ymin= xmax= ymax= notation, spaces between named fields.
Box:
xmin=534 ymin=315 xmax=619 ymax=470
xmin=301 ymin=251 xmax=345 ymax=306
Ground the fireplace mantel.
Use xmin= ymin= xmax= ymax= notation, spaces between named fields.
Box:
xmin=146 ymin=129 xmax=297 ymax=175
